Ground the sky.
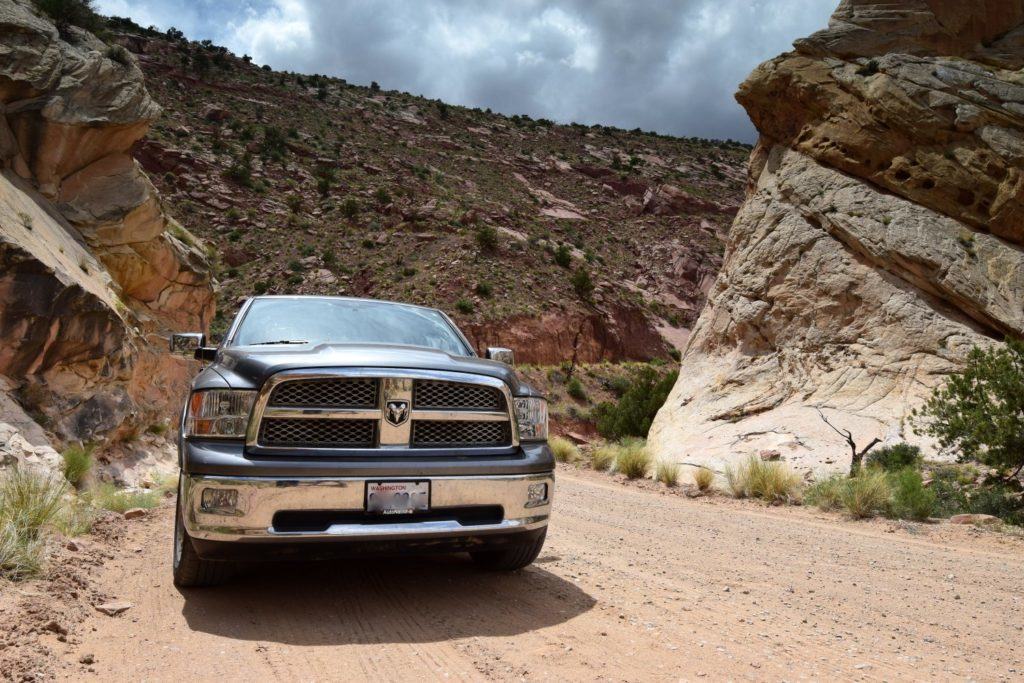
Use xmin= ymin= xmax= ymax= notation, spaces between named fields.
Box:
xmin=94 ymin=0 xmax=837 ymax=142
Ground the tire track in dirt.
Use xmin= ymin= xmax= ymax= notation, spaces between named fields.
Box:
xmin=58 ymin=471 xmax=1024 ymax=681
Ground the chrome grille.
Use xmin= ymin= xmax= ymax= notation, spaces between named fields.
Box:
xmin=260 ymin=418 xmax=376 ymax=447
xmin=413 ymin=380 xmax=503 ymax=410
xmin=269 ymin=378 xmax=377 ymax=408
xmin=411 ymin=420 xmax=511 ymax=448
xmin=250 ymin=371 xmax=517 ymax=451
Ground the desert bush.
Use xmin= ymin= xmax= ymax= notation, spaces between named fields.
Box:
xmin=553 ymin=244 xmax=572 ymax=268
xmin=566 ymin=377 xmax=587 ymax=401
xmin=613 ymin=439 xmax=651 ymax=479
xmin=840 ymin=470 xmax=891 ymax=519
xmin=655 ymin=460 xmax=680 ymax=486
xmin=804 ymin=474 xmax=846 ymax=512
xmin=964 ymin=483 xmax=1024 ymax=525
xmin=724 ymin=457 xmax=801 ymax=503
xmin=474 ymin=282 xmax=492 ymax=298
xmin=549 ymin=436 xmax=580 ymax=464
xmin=887 ymin=468 xmax=936 ymax=521
xmin=571 ymin=268 xmax=594 ymax=300
xmin=33 ymin=0 xmax=100 ymax=34
xmin=0 ymin=468 xmax=68 ymax=580
xmin=455 ymin=298 xmax=473 ymax=314
xmin=475 ymin=225 xmax=499 ymax=253
xmin=593 ymin=366 xmax=678 ymax=440
xmin=692 ymin=466 xmax=714 ymax=492
xmin=866 ymin=443 xmax=922 ymax=472
xmin=340 ymin=197 xmax=359 ymax=218
xmin=590 ymin=444 xmax=616 ymax=471
xmin=913 ymin=339 xmax=1024 ymax=476
xmin=61 ymin=443 xmax=94 ymax=487
xmin=87 ymin=483 xmax=158 ymax=514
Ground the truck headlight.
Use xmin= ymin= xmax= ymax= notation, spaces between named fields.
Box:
xmin=513 ymin=397 xmax=548 ymax=442
xmin=185 ymin=390 xmax=255 ymax=439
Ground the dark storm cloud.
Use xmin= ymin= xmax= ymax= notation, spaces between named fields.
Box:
xmin=95 ymin=0 xmax=836 ymax=141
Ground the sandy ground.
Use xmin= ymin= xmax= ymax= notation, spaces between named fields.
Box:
xmin=42 ymin=468 xmax=1024 ymax=681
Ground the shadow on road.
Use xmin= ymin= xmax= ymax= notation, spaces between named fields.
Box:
xmin=179 ymin=553 xmax=594 ymax=645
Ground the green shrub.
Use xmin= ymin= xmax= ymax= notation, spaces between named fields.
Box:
xmin=655 ymin=460 xmax=680 ymax=486
xmin=914 ymin=339 xmax=1024 ymax=476
xmin=594 ymin=366 xmax=678 ymax=440
xmin=87 ymin=483 xmax=159 ymax=514
xmin=805 ymin=474 xmax=846 ymax=512
xmin=340 ymin=197 xmax=359 ymax=218
xmin=549 ymin=436 xmax=580 ymax=464
xmin=566 ymin=377 xmax=587 ymax=401
xmin=866 ymin=443 xmax=922 ymax=472
xmin=475 ymin=225 xmax=499 ymax=253
xmin=475 ymin=282 xmax=492 ymax=298
xmin=613 ymin=439 xmax=651 ymax=479
xmin=33 ymin=0 xmax=100 ymax=33
xmin=553 ymin=244 xmax=572 ymax=268
xmin=455 ymin=298 xmax=474 ymax=314
xmin=840 ymin=470 xmax=891 ymax=519
xmin=590 ymin=444 xmax=616 ymax=471
xmin=964 ymin=484 xmax=1024 ymax=525
xmin=571 ymin=268 xmax=594 ymax=300
xmin=61 ymin=443 xmax=94 ymax=487
xmin=887 ymin=467 xmax=936 ymax=521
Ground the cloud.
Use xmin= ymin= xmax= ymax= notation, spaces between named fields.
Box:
xmin=95 ymin=0 xmax=836 ymax=141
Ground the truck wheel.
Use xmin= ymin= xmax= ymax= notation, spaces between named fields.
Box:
xmin=470 ymin=528 xmax=547 ymax=571
xmin=173 ymin=478 xmax=232 ymax=587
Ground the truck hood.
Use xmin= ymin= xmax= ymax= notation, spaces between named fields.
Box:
xmin=198 ymin=343 xmax=540 ymax=396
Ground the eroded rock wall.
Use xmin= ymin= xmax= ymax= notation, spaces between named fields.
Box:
xmin=649 ymin=0 xmax=1024 ymax=473
xmin=0 ymin=0 xmax=213 ymax=446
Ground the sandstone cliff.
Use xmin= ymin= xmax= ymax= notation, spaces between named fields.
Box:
xmin=0 ymin=0 xmax=213 ymax=456
xmin=649 ymin=0 xmax=1024 ymax=473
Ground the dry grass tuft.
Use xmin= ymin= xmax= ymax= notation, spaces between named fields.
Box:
xmin=723 ymin=456 xmax=801 ymax=503
xmin=590 ymin=444 xmax=616 ymax=471
xmin=655 ymin=460 xmax=680 ymax=486
xmin=550 ymin=436 xmax=581 ymax=464
xmin=692 ymin=466 xmax=715 ymax=492
xmin=613 ymin=439 xmax=651 ymax=479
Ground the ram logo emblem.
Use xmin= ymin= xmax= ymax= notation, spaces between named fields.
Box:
xmin=385 ymin=400 xmax=410 ymax=426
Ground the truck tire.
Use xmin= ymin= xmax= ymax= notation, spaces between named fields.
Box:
xmin=470 ymin=528 xmax=547 ymax=571
xmin=173 ymin=479 xmax=232 ymax=588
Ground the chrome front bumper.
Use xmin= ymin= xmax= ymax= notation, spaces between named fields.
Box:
xmin=181 ymin=472 xmax=553 ymax=543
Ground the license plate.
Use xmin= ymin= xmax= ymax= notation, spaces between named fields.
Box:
xmin=366 ymin=481 xmax=430 ymax=515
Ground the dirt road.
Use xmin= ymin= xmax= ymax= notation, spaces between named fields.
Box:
xmin=56 ymin=470 xmax=1023 ymax=681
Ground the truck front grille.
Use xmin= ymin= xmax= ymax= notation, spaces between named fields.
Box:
xmin=251 ymin=372 xmax=516 ymax=451
xmin=411 ymin=420 xmax=510 ymax=448
xmin=412 ymin=380 xmax=503 ymax=410
xmin=268 ymin=378 xmax=377 ymax=408
xmin=260 ymin=418 xmax=377 ymax=448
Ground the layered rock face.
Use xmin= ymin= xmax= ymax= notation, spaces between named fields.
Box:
xmin=0 ymin=0 xmax=213 ymax=447
xmin=649 ymin=0 xmax=1024 ymax=473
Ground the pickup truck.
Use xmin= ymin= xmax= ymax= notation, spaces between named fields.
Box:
xmin=169 ymin=295 xmax=554 ymax=586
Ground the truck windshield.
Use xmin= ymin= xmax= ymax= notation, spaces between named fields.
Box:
xmin=231 ymin=298 xmax=471 ymax=355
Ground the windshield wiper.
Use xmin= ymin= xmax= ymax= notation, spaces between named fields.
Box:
xmin=249 ymin=340 xmax=309 ymax=346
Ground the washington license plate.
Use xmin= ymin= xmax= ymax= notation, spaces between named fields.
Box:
xmin=366 ymin=481 xmax=430 ymax=515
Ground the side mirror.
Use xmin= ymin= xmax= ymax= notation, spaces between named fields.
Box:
xmin=486 ymin=347 xmax=515 ymax=365
xmin=170 ymin=333 xmax=217 ymax=361
xmin=170 ymin=332 xmax=205 ymax=357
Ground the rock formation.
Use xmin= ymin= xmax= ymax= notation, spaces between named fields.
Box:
xmin=649 ymin=0 xmax=1024 ymax=473
xmin=0 ymin=0 xmax=213 ymax=451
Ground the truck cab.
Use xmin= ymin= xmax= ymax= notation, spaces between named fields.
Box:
xmin=170 ymin=296 xmax=553 ymax=586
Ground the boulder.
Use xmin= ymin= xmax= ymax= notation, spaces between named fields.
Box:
xmin=648 ymin=1 xmax=1024 ymax=474
xmin=0 ymin=0 xmax=213 ymax=446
